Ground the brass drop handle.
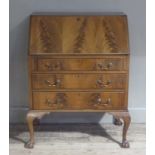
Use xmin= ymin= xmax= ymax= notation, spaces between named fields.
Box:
xmin=45 ymin=64 xmax=52 ymax=70
xmin=94 ymin=96 xmax=111 ymax=106
xmin=45 ymin=62 xmax=61 ymax=70
xmin=105 ymin=98 xmax=111 ymax=105
xmin=52 ymin=79 xmax=61 ymax=87
xmin=96 ymin=79 xmax=112 ymax=87
xmin=97 ymin=62 xmax=113 ymax=70
xmin=44 ymin=79 xmax=61 ymax=87
xmin=44 ymin=80 xmax=53 ymax=87
xmin=45 ymin=98 xmax=60 ymax=106
xmin=46 ymin=99 xmax=53 ymax=107
xmin=96 ymin=96 xmax=102 ymax=104
xmin=45 ymin=93 xmax=67 ymax=107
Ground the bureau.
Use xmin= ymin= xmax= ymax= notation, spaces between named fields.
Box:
xmin=25 ymin=14 xmax=131 ymax=149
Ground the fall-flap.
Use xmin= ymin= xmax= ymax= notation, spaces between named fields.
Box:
xmin=29 ymin=15 xmax=129 ymax=55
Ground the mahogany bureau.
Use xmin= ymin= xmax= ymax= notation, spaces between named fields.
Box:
xmin=25 ymin=14 xmax=131 ymax=148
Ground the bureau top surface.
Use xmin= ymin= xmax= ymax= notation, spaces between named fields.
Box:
xmin=29 ymin=15 xmax=129 ymax=55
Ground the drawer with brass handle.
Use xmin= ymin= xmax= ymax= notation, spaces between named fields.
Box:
xmin=32 ymin=92 xmax=125 ymax=110
xmin=90 ymin=93 xmax=112 ymax=107
xmin=44 ymin=61 xmax=63 ymax=71
xmin=36 ymin=57 xmax=126 ymax=71
xmin=32 ymin=73 xmax=127 ymax=90
xmin=96 ymin=62 xmax=113 ymax=70
xmin=45 ymin=93 xmax=67 ymax=109
xmin=44 ymin=79 xmax=61 ymax=87
xmin=26 ymin=15 xmax=131 ymax=149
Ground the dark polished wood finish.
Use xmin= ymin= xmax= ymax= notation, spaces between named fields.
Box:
xmin=26 ymin=14 xmax=131 ymax=148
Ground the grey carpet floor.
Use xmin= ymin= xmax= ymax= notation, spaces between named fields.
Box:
xmin=9 ymin=124 xmax=145 ymax=155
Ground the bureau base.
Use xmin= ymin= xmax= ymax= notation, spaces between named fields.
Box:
xmin=24 ymin=110 xmax=131 ymax=149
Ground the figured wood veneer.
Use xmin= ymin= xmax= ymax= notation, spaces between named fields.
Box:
xmin=29 ymin=16 xmax=129 ymax=54
xmin=25 ymin=14 xmax=131 ymax=149
xmin=32 ymin=92 xmax=125 ymax=110
xmin=32 ymin=73 xmax=127 ymax=90
xmin=36 ymin=57 xmax=127 ymax=71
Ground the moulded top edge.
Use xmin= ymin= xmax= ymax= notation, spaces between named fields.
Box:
xmin=30 ymin=12 xmax=127 ymax=16
xmin=29 ymin=53 xmax=130 ymax=56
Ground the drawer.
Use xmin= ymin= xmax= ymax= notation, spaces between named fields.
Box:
xmin=32 ymin=73 xmax=127 ymax=90
xmin=33 ymin=92 xmax=125 ymax=110
xmin=36 ymin=57 xmax=126 ymax=71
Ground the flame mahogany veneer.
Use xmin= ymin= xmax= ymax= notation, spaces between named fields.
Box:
xmin=25 ymin=14 xmax=131 ymax=149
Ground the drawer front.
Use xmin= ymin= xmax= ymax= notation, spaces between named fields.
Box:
xmin=32 ymin=74 xmax=127 ymax=90
xmin=33 ymin=92 xmax=125 ymax=110
xmin=37 ymin=58 xmax=125 ymax=71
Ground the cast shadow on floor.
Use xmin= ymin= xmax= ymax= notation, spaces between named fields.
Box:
xmin=9 ymin=113 xmax=122 ymax=147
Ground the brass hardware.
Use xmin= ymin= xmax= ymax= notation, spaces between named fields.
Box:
xmin=96 ymin=97 xmax=111 ymax=106
xmin=46 ymin=99 xmax=53 ymax=107
xmin=44 ymin=62 xmax=62 ymax=70
xmin=56 ymin=93 xmax=67 ymax=105
xmin=44 ymin=64 xmax=52 ymax=70
xmin=44 ymin=80 xmax=52 ymax=87
xmin=104 ymin=98 xmax=111 ymax=105
xmin=97 ymin=62 xmax=113 ymax=70
xmin=91 ymin=93 xmax=111 ymax=106
xmin=96 ymin=96 xmax=102 ymax=104
xmin=96 ymin=79 xmax=112 ymax=88
xmin=52 ymin=79 xmax=61 ymax=87
xmin=46 ymin=98 xmax=61 ymax=106
xmin=44 ymin=79 xmax=61 ymax=87
xmin=45 ymin=93 xmax=67 ymax=107
xmin=107 ymin=62 xmax=113 ymax=68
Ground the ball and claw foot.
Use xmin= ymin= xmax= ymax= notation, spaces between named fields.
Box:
xmin=121 ymin=140 xmax=130 ymax=148
xmin=24 ymin=141 xmax=34 ymax=149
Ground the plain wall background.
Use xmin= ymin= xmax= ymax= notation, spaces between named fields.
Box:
xmin=9 ymin=0 xmax=146 ymax=123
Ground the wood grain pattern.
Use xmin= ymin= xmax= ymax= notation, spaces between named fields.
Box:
xmin=29 ymin=16 xmax=62 ymax=53
xmin=32 ymin=92 xmax=125 ymax=110
xmin=32 ymin=73 xmax=127 ymax=90
xmin=36 ymin=57 xmax=126 ymax=71
xmin=26 ymin=14 xmax=131 ymax=148
xmin=29 ymin=16 xmax=129 ymax=54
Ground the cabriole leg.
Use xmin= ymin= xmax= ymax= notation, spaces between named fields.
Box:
xmin=110 ymin=112 xmax=131 ymax=148
xmin=24 ymin=111 xmax=50 ymax=149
